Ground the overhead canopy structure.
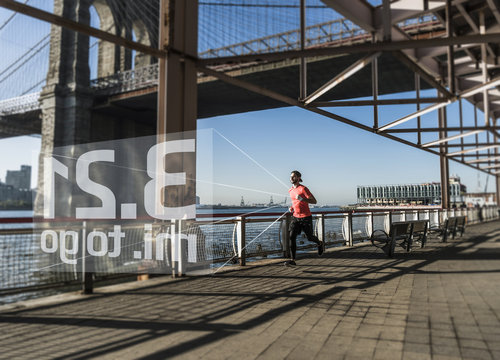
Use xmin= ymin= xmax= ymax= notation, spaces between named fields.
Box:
xmin=1 ymin=0 xmax=500 ymax=208
xmin=196 ymin=0 xmax=500 ymax=207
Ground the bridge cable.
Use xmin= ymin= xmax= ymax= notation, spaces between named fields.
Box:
xmin=0 ymin=34 xmax=49 ymax=80
xmin=0 ymin=0 xmax=30 ymax=33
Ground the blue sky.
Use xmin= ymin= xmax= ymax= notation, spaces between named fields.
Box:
xmin=198 ymin=98 xmax=496 ymax=206
xmin=1 ymin=96 xmax=495 ymax=206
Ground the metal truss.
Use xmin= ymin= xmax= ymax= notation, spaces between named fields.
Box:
xmin=2 ymin=0 xmax=500 ymax=205
xmin=197 ymin=0 xmax=500 ymax=189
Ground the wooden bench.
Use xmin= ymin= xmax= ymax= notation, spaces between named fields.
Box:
xmin=429 ymin=216 xmax=466 ymax=242
xmin=370 ymin=220 xmax=429 ymax=257
xmin=454 ymin=216 xmax=466 ymax=238
xmin=403 ymin=220 xmax=429 ymax=251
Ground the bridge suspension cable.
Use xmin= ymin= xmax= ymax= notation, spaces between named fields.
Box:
xmin=0 ymin=0 xmax=30 ymax=32
xmin=0 ymin=34 xmax=49 ymax=85
xmin=0 ymin=34 xmax=49 ymax=80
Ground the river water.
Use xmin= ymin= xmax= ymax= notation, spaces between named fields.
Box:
xmin=1 ymin=206 xmax=371 ymax=305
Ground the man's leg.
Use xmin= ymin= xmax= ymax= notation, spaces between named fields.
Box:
xmin=302 ymin=216 xmax=324 ymax=255
xmin=288 ymin=218 xmax=301 ymax=262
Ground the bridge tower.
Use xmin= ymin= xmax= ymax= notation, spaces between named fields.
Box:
xmin=35 ymin=0 xmax=94 ymax=216
xmin=34 ymin=0 xmax=198 ymax=218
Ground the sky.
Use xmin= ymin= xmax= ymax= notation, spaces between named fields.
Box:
xmin=1 ymin=97 xmax=495 ymax=207
xmin=197 ymin=99 xmax=497 ymax=206
xmin=0 ymin=0 xmax=497 ymax=206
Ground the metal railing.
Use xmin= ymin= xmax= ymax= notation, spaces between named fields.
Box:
xmin=1 ymin=206 xmax=498 ymax=304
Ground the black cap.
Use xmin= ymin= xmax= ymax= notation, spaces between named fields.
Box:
xmin=291 ymin=170 xmax=302 ymax=182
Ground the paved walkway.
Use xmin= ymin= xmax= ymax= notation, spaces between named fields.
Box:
xmin=1 ymin=221 xmax=500 ymax=360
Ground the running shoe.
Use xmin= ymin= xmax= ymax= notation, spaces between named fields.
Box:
xmin=318 ymin=241 xmax=324 ymax=256
xmin=284 ymin=260 xmax=296 ymax=266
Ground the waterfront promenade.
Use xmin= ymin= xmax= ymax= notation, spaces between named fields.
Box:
xmin=1 ymin=221 xmax=500 ymax=360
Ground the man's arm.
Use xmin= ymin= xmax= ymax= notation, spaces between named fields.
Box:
xmin=302 ymin=193 xmax=317 ymax=204
xmin=296 ymin=188 xmax=317 ymax=204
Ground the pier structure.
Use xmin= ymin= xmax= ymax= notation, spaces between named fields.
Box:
xmin=1 ymin=1 xmax=500 ymax=209
xmin=1 ymin=219 xmax=500 ymax=359
xmin=2 ymin=3 xmax=500 ymax=356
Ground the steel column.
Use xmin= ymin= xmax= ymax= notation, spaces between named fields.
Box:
xmin=439 ymin=96 xmax=450 ymax=209
xmin=416 ymin=73 xmax=421 ymax=145
xmin=446 ymin=0 xmax=455 ymax=94
xmin=299 ymin=0 xmax=307 ymax=100
xmin=459 ymin=99 xmax=464 ymax=162
xmin=382 ymin=0 xmax=391 ymax=41
xmin=157 ymin=0 xmax=198 ymax=217
xmin=480 ymin=10 xmax=490 ymax=127
xmin=372 ymin=39 xmax=379 ymax=129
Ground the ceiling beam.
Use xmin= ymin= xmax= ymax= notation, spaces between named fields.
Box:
xmin=422 ymin=129 xmax=485 ymax=147
xmin=310 ymin=98 xmax=447 ymax=107
xmin=304 ymin=52 xmax=380 ymax=105
xmin=378 ymin=101 xmax=451 ymax=132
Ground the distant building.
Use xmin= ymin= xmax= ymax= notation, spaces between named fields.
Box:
xmin=0 ymin=165 xmax=33 ymax=208
xmin=0 ymin=182 xmax=32 ymax=203
xmin=357 ymin=176 xmax=466 ymax=206
xmin=6 ymin=165 xmax=31 ymax=190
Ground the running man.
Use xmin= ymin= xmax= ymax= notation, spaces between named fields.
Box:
xmin=286 ymin=170 xmax=324 ymax=266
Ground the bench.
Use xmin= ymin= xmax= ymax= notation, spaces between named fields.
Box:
xmin=455 ymin=216 xmax=466 ymax=237
xmin=370 ymin=220 xmax=429 ymax=257
xmin=429 ymin=216 xmax=466 ymax=242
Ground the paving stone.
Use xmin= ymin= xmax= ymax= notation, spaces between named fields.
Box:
xmin=460 ymin=347 xmax=493 ymax=360
xmin=1 ymin=221 xmax=499 ymax=359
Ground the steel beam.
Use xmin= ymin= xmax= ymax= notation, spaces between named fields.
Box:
xmin=197 ymin=67 xmax=300 ymax=108
xmin=422 ymin=130 xmax=484 ymax=147
xmin=446 ymin=0 xmax=455 ymax=94
xmin=486 ymin=0 xmax=500 ymax=25
xmin=385 ymin=126 xmax=500 ymax=133
xmin=378 ymin=101 xmax=451 ymax=132
xmin=467 ymin=156 xmax=500 ymax=163
xmin=416 ymin=74 xmax=421 ymax=145
xmin=311 ymin=98 xmax=447 ymax=107
xmin=456 ymin=3 xmax=496 ymax=59
xmin=303 ymin=52 xmax=380 ymax=105
xmin=428 ymin=142 xmax=500 ymax=149
xmin=373 ymin=35 xmax=379 ymax=129
xmin=448 ymin=144 xmax=500 ymax=156
xmin=480 ymin=10 xmax=491 ymax=127
xmin=460 ymin=77 xmax=500 ymax=98
xmin=480 ymin=164 xmax=500 ymax=169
